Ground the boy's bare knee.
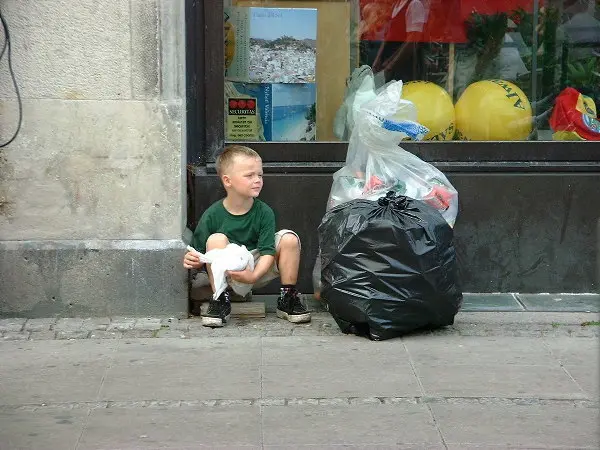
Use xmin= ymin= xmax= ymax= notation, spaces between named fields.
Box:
xmin=278 ymin=233 xmax=300 ymax=251
xmin=207 ymin=233 xmax=229 ymax=250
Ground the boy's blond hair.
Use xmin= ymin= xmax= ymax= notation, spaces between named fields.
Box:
xmin=216 ymin=145 xmax=261 ymax=176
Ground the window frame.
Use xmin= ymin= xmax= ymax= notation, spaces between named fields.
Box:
xmin=188 ymin=0 xmax=600 ymax=172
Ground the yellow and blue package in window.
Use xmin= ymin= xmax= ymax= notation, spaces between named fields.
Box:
xmin=400 ymin=81 xmax=456 ymax=141
xmin=455 ymin=80 xmax=533 ymax=141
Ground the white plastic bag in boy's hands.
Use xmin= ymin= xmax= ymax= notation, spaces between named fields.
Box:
xmin=187 ymin=244 xmax=254 ymax=300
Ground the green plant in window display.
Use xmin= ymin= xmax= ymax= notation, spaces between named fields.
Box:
xmin=567 ymin=58 xmax=600 ymax=90
xmin=540 ymin=6 xmax=560 ymax=99
xmin=464 ymin=12 xmax=509 ymax=82
xmin=511 ymin=5 xmax=561 ymax=132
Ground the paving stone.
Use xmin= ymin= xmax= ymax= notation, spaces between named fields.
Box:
xmin=432 ymin=402 xmax=600 ymax=449
xmin=264 ymin=329 xmax=294 ymax=337
xmin=2 ymin=331 xmax=30 ymax=341
xmin=262 ymin=403 xmax=442 ymax=447
xmin=257 ymin=398 xmax=286 ymax=406
xmin=291 ymin=323 xmax=322 ymax=335
xmin=286 ymin=398 xmax=319 ymax=406
xmin=99 ymin=338 xmax=261 ymax=401
xmin=209 ymin=327 xmax=243 ymax=337
xmin=461 ymin=293 xmax=523 ymax=311
xmin=318 ymin=398 xmax=350 ymax=406
xmin=187 ymin=328 xmax=215 ymax=337
xmin=53 ymin=318 xmax=85 ymax=332
xmin=24 ymin=318 xmax=57 ymax=332
xmin=349 ymin=397 xmax=383 ymax=405
xmin=122 ymin=329 xmax=156 ymax=338
xmin=0 ymin=318 xmax=26 ymax=332
xmin=216 ymin=399 xmax=254 ymax=407
xmin=107 ymin=401 xmax=150 ymax=409
xmin=62 ymin=402 xmax=108 ymax=410
xmin=187 ymin=322 xmax=209 ymax=332
xmin=107 ymin=319 xmax=135 ymax=331
xmin=518 ymin=294 xmax=600 ymax=312
xmin=146 ymin=400 xmax=181 ymax=408
xmin=0 ymin=408 xmax=88 ymax=450
xmin=79 ymin=406 xmax=261 ymax=448
xmin=82 ymin=318 xmax=111 ymax=331
xmin=134 ymin=318 xmax=162 ymax=331
xmin=261 ymin=336 xmax=420 ymax=399
xmin=56 ymin=331 xmax=90 ymax=340
xmin=415 ymin=363 xmax=586 ymax=399
xmin=172 ymin=318 xmax=193 ymax=331
xmin=160 ymin=317 xmax=180 ymax=326
xmin=89 ymin=331 xmax=122 ymax=339
xmin=383 ymin=397 xmax=419 ymax=405
xmin=404 ymin=336 xmax=557 ymax=366
xmin=180 ymin=400 xmax=218 ymax=407
xmin=155 ymin=328 xmax=188 ymax=339
xmin=28 ymin=331 xmax=57 ymax=340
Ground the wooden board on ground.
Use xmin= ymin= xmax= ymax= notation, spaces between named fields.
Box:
xmin=200 ymin=301 xmax=266 ymax=319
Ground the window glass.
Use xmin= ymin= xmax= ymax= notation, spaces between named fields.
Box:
xmin=223 ymin=0 xmax=600 ymax=142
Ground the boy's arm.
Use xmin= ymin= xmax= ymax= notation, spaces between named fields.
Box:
xmin=249 ymin=254 xmax=275 ymax=281
xmin=183 ymin=213 xmax=212 ymax=269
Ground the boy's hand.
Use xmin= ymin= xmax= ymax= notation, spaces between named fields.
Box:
xmin=227 ymin=268 xmax=257 ymax=285
xmin=183 ymin=251 xmax=204 ymax=270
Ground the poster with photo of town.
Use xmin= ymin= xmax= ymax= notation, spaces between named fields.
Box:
xmin=225 ymin=7 xmax=317 ymax=84
xmin=226 ymin=82 xmax=316 ymax=142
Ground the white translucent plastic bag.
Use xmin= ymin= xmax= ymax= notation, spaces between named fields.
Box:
xmin=327 ymin=80 xmax=458 ymax=228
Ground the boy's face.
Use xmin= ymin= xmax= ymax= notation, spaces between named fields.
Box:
xmin=222 ymin=155 xmax=263 ymax=198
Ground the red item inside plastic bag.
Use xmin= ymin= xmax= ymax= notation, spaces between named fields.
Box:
xmin=423 ymin=185 xmax=453 ymax=211
xmin=549 ymin=87 xmax=600 ymax=141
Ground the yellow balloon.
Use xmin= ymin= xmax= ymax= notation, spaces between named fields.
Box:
xmin=455 ymin=80 xmax=532 ymax=141
xmin=401 ymin=81 xmax=456 ymax=141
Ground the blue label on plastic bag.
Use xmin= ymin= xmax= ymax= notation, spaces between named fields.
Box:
xmin=381 ymin=119 xmax=428 ymax=140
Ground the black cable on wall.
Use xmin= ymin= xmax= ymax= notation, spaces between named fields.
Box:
xmin=0 ymin=5 xmax=23 ymax=148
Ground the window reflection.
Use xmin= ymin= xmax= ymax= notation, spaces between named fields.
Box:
xmin=223 ymin=0 xmax=599 ymax=142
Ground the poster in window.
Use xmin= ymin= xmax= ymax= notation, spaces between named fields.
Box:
xmin=225 ymin=7 xmax=318 ymax=84
xmin=226 ymin=82 xmax=316 ymax=141
xmin=226 ymin=97 xmax=260 ymax=141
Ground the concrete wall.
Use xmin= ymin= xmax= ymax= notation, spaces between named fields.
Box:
xmin=0 ymin=0 xmax=188 ymax=317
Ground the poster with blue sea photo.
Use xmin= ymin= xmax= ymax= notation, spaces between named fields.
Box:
xmin=226 ymin=82 xmax=316 ymax=142
xmin=272 ymin=83 xmax=316 ymax=141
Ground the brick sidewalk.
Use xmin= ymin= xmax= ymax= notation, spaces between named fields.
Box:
xmin=1 ymin=312 xmax=599 ymax=341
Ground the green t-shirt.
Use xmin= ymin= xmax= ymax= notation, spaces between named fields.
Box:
xmin=192 ymin=199 xmax=276 ymax=255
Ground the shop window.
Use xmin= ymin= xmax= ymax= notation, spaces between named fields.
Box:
xmin=221 ymin=0 xmax=599 ymax=143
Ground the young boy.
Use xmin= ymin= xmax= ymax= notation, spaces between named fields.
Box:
xmin=183 ymin=145 xmax=311 ymax=327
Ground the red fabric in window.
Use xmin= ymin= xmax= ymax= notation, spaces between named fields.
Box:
xmin=359 ymin=0 xmax=541 ymax=43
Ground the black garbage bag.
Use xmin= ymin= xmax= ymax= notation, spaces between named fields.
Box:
xmin=319 ymin=192 xmax=462 ymax=340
